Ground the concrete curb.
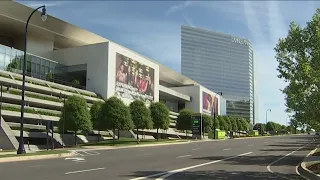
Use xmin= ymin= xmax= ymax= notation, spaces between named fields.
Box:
xmin=297 ymin=147 xmax=320 ymax=180
xmin=80 ymin=140 xmax=192 ymax=150
xmin=0 ymin=152 xmax=74 ymax=163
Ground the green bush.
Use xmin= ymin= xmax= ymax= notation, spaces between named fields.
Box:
xmin=150 ymin=102 xmax=170 ymax=140
xmin=4 ymin=88 xmax=62 ymax=103
xmin=176 ymin=109 xmax=193 ymax=134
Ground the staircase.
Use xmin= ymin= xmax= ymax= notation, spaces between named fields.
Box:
xmin=0 ymin=117 xmax=19 ymax=150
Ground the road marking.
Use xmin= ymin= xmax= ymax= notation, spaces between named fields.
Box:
xmin=65 ymin=167 xmax=105 ymax=175
xmin=73 ymin=151 xmax=84 ymax=156
xmin=129 ymin=152 xmax=252 ymax=180
xmin=223 ymin=148 xmax=231 ymax=151
xmin=136 ymin=153 xmax=152 ymax=157
xmin=248 ymin=144 xmax=253 ymax=147
xmin=267 ymin=140 xmax=314 ymax=179
xmin=192 ymin=148 xmax=201 ymax=151
xmin=81 ymin=151 xmax=100 ymax=156
xmin=65 ymin=157 xmax=85 ymax=162
xmin=176 ymin=155 xmax=192 ymax=158
xmin=264 ymin=141 xmax=268 ymax=143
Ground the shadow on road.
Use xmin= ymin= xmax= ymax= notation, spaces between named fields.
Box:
xmin=125 ymin=170 xmax=304 ymax=180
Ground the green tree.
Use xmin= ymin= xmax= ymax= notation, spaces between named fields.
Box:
xmin=90 ymin=101 xmax=103 ymax=130
xmin=230 ymin=116 xmax=238 ymax=133
xmin=218 ymin=116 xmax=228 ymax=131
xmin=202 ymin=114 xmax=213 ymax=133
xmin=6 ymin=57 xmax=20 ymax=71
xmin=235 ymin=117 xmax=243 ymax=131
xmin=275 ymin=9 xmax=320 ymax=129
xmin=129 ymin=100 xmax=152 ymax=142
xmin=212 ymin=115 xmax=220 ymax=131
xmin=59 ymin=95 xmax=92 ymax=145
xmin=149 ymin=102 xmax=170 ymax=140
xmin=100 ymin=97 xmax=133 ymax=144
xmin=241 ymin=118 xmax=250 ymax=131
xmin=223 ymin=116 xmax=231 ymax=132
xmin=176 ymin=109 xmax=193 ymax=136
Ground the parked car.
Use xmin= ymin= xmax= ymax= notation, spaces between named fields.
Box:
xmin=316 ymin=132 xmax=320 ymax=135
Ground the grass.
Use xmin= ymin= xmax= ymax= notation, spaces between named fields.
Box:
xmin=312 ymin=148 xmax=320 ymax=156
xmin=2 ymin=104 xmax=60 ymax=117
xmin=5 ymin=88 xmax=62 ymax=103
xmin=308 ymin=162 xmax=320 ymax=174
xmin=83 ymin=137 xmax=188 ymax=147
xmin=0 ymin=149 xmax=70 ymax=158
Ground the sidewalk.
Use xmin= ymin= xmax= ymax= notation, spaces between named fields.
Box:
xmin=298 ymin=146 xmax=320 ymax=179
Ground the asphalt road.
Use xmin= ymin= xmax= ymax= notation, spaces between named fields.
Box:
xmin=0 ymin=134 xmax=318 ymax=180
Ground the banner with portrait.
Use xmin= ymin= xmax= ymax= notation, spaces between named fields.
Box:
xmin=115 ymin=53 xmax=155 ymax=103
xmin=202 ymin=92 xmax=219 ymax=115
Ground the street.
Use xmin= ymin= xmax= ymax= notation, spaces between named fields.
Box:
xmin=0 ymin=135 xmax=318 ymax=180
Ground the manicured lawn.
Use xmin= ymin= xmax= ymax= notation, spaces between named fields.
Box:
xmin=308 ymin=162 xmax=320 ymax=174
xmin=0 ymin=149 xmax=70 ymax=158
xmin=83 ymin=137 xmax=187 ymax=147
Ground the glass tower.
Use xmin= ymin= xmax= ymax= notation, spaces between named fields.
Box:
xmin=181 ymin=25 xmax=255 ymax=123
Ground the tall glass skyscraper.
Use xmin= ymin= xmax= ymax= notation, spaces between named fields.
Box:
xmin=181 ymin=25 xmax=255 ymax=123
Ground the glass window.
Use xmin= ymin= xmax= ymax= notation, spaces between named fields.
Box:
xmin=36 ymin=64 xmax=40 ymax=73
xmin=0 ymin=53 xmax=5 ymax=70
xmin=0 ymin=45 xmax=5 ymax=54
xmin=41 ymin=65 xmax=45 ymax=74
xmin=4 ymin=55 xmax=10 ymax=69
xmin=5 ymin=46 xmax=11 ymax=55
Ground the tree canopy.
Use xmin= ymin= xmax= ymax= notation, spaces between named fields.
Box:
xmin=90 ymin=101 xmax=103 ymax=130
xmin=129 ymin=100 xmax=153 ymax=130
xmin=176 ymin=109 xmax=193 ymax=132
xmin=149 ymin=102 xmax=170 ymax=139
xmin=275 ymin=9 xmax=320 ymax=130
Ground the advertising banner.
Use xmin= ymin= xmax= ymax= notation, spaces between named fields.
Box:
xmin=202 ymin=91 xmax=219 ymax=115
xmin=115 ymin=53 xmax=155 ymax=103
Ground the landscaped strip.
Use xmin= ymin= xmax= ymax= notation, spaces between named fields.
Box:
xmin=2 ymin=105 xmax=60 ymax=117
xmin=4 ymin=87 xmax=62 ymax=103
xmin=0 ymin=71 xmax=99 ymax=98
xmin=0 ymin=149 xmax=70 ymax=158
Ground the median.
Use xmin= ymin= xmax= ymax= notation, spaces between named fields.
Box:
xmin=81 ymin=137 xmax=189 ymax=148
xmin=0 ymin=149 xmax=73 ymax=163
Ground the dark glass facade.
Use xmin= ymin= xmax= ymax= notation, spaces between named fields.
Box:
xmin=181 ymin=25 xmax=254 ymax=123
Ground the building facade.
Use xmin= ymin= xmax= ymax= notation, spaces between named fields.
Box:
xmin=181 ymin=25 xmax=255 ymax=123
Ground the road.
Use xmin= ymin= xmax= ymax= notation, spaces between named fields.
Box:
xmin=0 ymin=134 xmax=318 ymax=180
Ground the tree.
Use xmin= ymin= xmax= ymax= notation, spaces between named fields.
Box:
xmin=90 ymin=101 xmax=103 ymax=130
xmin=230 ymin=116 xmax=238 ymax=133
xmin=149 ymin=102 xmax=170 ymax=140
xmin=59 ymin=95 xmax=92 ymax=145
xmin=235 ymin=117 xmax=243 ymax=131
xmin=129 ymin=100 xmax=152 ymax=142
xmin=46 ymin=71 xmax=54 ymax=82
xmin=223 ymin=116 xmax=231 ymax=132
xmin=218 ymin=116 xmax=228 ymax=131
xmin=202 ymin=114 xmax=213 ymax=133
xmin=6 ymin=57 xmax=20 ymax=71
xmin=275 ymin=9 xmax=320 ymax=129
xmin=100 ymin=96 xmax=133 ymax=144
xmin=241 ymin=118 xmax=250 ymax=131
xmin=176 ymin=109 xmax=193 ymax=136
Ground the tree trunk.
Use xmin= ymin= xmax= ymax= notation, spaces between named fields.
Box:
xmin=113 ymin=129 xmax=115 ymax=145
xmin=136 ymin=128 xmax=139 ymax=144
xmin=74 ymin=131 xmax=77 ymax=146
xmin=156 ymin=128 xmax=159 ymax=141
xmin=117 ymin=129 xmax=120 ymax=140
xmin=97 ymin=130 xmax=100 ymax=142
xmin=186 ymin=130 xmax=187 ymax=137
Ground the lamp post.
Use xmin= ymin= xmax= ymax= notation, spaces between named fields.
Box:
xmin=213 ymin=92 xmax=222 ymax=139
xmin=17 ymin=5 xmax=47 ymax=154
xmin=265 ymin=109 xmax=271 ymax=124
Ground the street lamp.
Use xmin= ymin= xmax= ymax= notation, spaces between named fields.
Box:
xmin=59 ymin=92 xmax=66 ymax=148
xmin=265 ymin=109 xmax=271 ymax=124
xmin=17 ymin=5 xmax=47 ymax=154
xmin=213 ymin=92 xmax=222 ymax=139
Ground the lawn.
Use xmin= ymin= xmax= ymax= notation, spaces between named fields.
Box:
xmin=307 ymin=148 xmax=320 ymax=175
xmin=83 ymin=137 xmax=188 ymax=147
xmin=0 ymin=149 xmax=70 ymax=158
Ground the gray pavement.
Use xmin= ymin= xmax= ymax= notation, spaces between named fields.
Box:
xmin=0 ymin=134 xmax=318 ymax=180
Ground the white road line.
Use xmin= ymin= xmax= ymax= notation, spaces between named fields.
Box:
xmin=156 ymin=152 xmax=253 ymax=180
xmin=129 ymin=152 xmax=252 ymax=180
xmin=223 ymin=148 xmax=231 ymax=151
xmin=73 ymin=151 xmax=84 ymax=156
xmin=267 ymin=140 xmax=314 ymax=180
xmin=264 ymin=142 xmax=268 ymax=143
xmin=248 ymin=144 xmax=253 ymax=147
xmin=176 ymin=155 xmax=192 ymax=158
xmin=192 ymin=148 xmax=201 ymax=151
xmin=65 ymin=167 xmax=105 ymax=175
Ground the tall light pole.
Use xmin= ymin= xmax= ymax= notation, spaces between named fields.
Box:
xmin=17 ymin=5 xmax=47 ymax=154
xmin=213 ymin=92 xmax=222 ymax=139
xmin=265 ymin=109 xmax=271 ymax=125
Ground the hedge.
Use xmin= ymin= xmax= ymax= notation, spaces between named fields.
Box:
xmin=2 ymin=105 xmax=60 ymax=117
xmin=4 ymin=88 xmax=62 ymax=103
xmin=0 ymin=72 xmax=99 ymax=98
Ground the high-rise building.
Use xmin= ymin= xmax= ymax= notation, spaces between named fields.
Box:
xmin=181 ymin=25 xmax=255 ymax=124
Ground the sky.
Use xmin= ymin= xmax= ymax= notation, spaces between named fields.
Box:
xmin=18 ymin=0 xmax=320 ymax=125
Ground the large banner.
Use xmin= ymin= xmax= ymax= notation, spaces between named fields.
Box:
xmin=115 ymin=53 xmax=155 ymax=103
xmin=202 ymin=92 xmax=219 ymax=115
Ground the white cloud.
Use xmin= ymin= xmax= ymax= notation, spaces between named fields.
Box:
xmin=182 ymin=14 xmax=194 ymax=27
xmin=166 ymin=1 xmax=192 ymax=15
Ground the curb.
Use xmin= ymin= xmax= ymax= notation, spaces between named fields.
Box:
xmin=297 ymin=147 xmax=320 ymax=180
xmin=0 ymin=152 xmax=73 ymax=163
xmin=80 ymin=140 xmax=192 ymax=150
